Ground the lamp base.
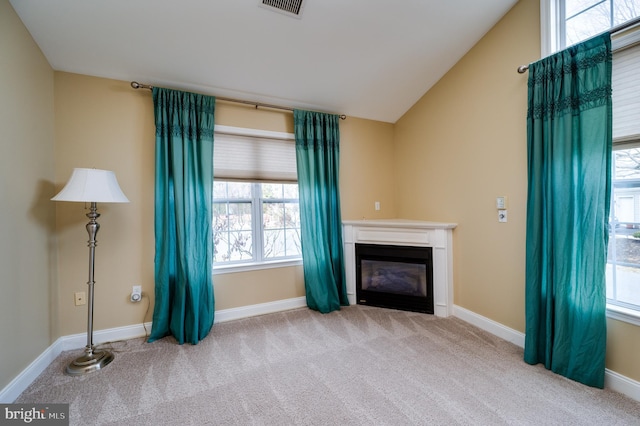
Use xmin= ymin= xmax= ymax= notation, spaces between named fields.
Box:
xmin=65 ymin=349 xmax=114 ymax=376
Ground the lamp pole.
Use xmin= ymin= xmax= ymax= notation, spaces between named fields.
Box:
xmin=66 ymin=202 xmax=114 ymax=375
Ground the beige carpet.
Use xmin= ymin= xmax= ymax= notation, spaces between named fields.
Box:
xmin=16 ymin=305 xmax=640 ymax=425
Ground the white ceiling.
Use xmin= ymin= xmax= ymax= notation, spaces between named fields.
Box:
xmin=10 ymin=0 xmax=518 ymax=123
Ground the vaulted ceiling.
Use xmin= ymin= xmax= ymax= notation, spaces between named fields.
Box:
xmin=10 ymin=0 xmax=518 ymax=123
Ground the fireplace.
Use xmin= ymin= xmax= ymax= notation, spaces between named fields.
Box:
xmin=356 ymin=243 xmax=434 ymax=314
xmin=343 ymin=219 xmax=456 ymax=317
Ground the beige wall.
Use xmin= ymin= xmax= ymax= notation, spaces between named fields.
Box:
xmin=394 ymin=0 xmax=640 ymax=382
xmin=54 ymin=73 xmax=156 ymax=336
xmin=607 ymin=318 xmax=640 ymax=380
xmin=0 ymin=0 xmax=56 ymax=391
xmin=53 ymin=73 xmax=396 ymax=331
xmin=395 ymin=0 xmax=535 ymax=332
xmin=340 ymin=118 xmax=397 ymax=220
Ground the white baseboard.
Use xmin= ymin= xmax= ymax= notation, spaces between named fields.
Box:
xmin=453 ymin=304 xmax=640 ymax=402
xmin=453 ymin=304 xmax=526 ymax=348
xmin=59 ymin=322 xmax=153 ymax=352
xmin=0 ymin=322 xmax=153 ymax=403
xmin=0 ymin=338 xmax=64 ymax=403
xmin=605 ymin=368 xmax=640 ymax=402
xmin=0 ymin=297 xmax=307 ymax=403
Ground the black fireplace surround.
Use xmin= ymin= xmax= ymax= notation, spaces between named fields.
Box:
xmin=355 ymin=243 xmax=434 ymax=314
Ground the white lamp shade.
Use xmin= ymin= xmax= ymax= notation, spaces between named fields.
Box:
xmin=52 ymin=168 xmax=129 ymax=203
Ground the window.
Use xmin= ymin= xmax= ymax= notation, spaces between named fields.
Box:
xmin=608 ymin=28 xmax=640 ymax=321
xmin=543 ymin=2 xmax=640 ymax=321
xmin=609 ymin=146 xmax=640 ymax=318
xmin=212 ymin=126 xmax=301 ymax=271
xmin=213 ymin=181 xmax=301 ymax=265
xmin=544 ymin=0 xmax=640 ymax=54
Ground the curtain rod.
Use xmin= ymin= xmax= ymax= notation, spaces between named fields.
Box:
xmin=130 ymin=81 xmax=347 ymax=120
xmin=516 ymin=14 xmax=640 ymax=73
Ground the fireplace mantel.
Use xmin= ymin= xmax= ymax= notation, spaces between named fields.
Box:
xmin=342 ymin=219 xmax=457 ymax=317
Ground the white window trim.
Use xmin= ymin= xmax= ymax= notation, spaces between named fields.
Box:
xmin=214 ymin=124 xmax=294 ymax=141
xmin=607 ymin=304 xmax=640 ymax=326
xmin=213 ymin=258 xmax=303 ymax=275
xmin=542 ymin=0 xmax=640 ymax=55
xmin=540 ymin=0 xmax=559 ymax=57
xmin=212 ymin=125 xmax=301 ymax=274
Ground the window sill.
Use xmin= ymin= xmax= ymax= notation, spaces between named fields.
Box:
xmin=213 ymin=258 xmax=302 ymax=275
xmin=607 ymin=304 xmax=640 ymax=327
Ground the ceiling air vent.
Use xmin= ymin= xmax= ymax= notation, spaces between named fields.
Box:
xmin=260 ymin=0 xmax=305 ymax=18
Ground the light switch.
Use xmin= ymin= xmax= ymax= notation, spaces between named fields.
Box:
xmin=498 ymin=209 xmax=508 ymax=223
xmin=496 ymin=196 xmax=508 ymax=209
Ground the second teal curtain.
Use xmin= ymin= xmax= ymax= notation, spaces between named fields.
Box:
xmin=149 ymin=87 xmax=216 ymax=345
xmin=524 ymin=34 xmax=612 ymax=388
xmin=294 ymin=110 xmax=349 ymax=313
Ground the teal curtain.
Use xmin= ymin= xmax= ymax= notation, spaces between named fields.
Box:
xmin=148 ymin=87 xmax=216 ymax=345
xmin=294 ymin=110 xmax=349 ymax=313
xmin=524 ymin=34 xmax=612 ymax=388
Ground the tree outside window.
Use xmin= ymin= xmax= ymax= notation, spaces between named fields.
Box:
xmin=213 ymin=181 xmax=301 ymax=265
xmin=563 ymin=0 xmax=640 ymax=48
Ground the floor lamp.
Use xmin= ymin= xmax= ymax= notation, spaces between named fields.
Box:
xmin=52 ymin=168 xmax=129 ymax=376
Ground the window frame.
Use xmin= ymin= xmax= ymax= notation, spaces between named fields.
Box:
xmin=260 ymin=183 xmax=302 ymax=261
xmin=541 ymin=0 xmax=560 ymax=57
xmin=609 ymin=144 xmax=640 ymax=326
xmin=542 ymin=0 xmax=640 ymax=55
xmin=212 ymin=126 xmax=302 ymax=275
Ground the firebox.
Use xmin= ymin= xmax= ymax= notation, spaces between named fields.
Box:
xmin=355 ymin=243 xmax=434 ymax=314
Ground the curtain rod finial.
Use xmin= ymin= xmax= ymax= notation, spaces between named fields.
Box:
xmin=517 ymin=65 xmax=529 ymax=74
xmin=131 ymin=81 xmax=153 ymax=90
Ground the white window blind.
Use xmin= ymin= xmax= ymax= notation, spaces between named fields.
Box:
xmin=213 ymin=130 xmax=297 ymax=182
xmin=612 ymin=33 xmax=640 ymax=143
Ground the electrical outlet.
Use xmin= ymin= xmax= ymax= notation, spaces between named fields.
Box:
xmin=74 ymin=291 xmax=86 ymax=306
xmin=131 ymin=285 xmax=142 ymax=303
